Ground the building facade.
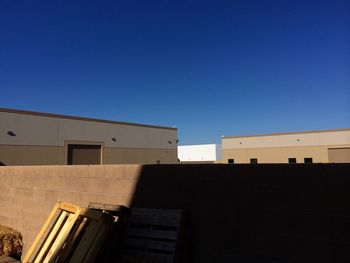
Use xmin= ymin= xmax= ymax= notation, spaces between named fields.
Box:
xmin=178 ymin=144 xmax=222 ymax=162
xmin=0 ymin=108 xmax=178 ymax=165
xmin=222 ymin=129 xmax=350 ymax=164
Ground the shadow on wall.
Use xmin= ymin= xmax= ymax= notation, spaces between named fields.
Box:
xmin=129 ymin=164 xmax=350 ymax=263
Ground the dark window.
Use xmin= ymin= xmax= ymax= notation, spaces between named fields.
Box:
xmin=288 ymin=158 xmax=297 ymax=164
xmin=304 ymin=157 xmax=313 ymax=163
xmin=250 ymin=158 xmax=258 ymax=164
xmin=68 ymin=144 xmax=101 ymax=165
xmin=228 ymin=159 xmax=234 ymax=164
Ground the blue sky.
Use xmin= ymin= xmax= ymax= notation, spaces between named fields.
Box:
xmin=1 ymin=0 xmax=349 ymax=144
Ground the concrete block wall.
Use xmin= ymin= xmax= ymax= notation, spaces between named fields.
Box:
xmin=0 ymin=165 xmax=142 ymax=254
xmin=1 ymin=164 xmax=350 ymax=262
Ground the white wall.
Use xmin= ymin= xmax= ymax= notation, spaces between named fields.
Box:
xmin=178 ymin=144 xmax=221 ymax=162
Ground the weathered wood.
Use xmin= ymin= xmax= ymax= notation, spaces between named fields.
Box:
xmin=125 ymin=228 xmax=178 ymax=240
xmin=69 ymin=211 xmax=115 ymax=263
xmin=122 ymin=249 xmax=174 ymax=263
xmin=34 ymin=211 xmax=68 ymax=263
xmin=0 ymin=255 xmax=21 ymax=263
xmin=22 ymin=201 xmax=62 ymax=263
xmin=123 ymin=238 xmax=176 ymax=252
xmin=43 ymin=210 xmax=81 ymax=263
xmin=131 ymin=209 xmax=182 ymax=219
xmin=119 ymin=208 xmax=186 ymax=263
xmin=88 ymin=203 xmax=124 ymax=213
xmin=22 ymin=201 xmax=83 ymax=263
xmin=129 ymin=215 xmax=181 ymax=227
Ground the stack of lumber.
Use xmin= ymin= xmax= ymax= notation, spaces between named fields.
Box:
xmin=0 ymin=226 xmax=23 ymax=260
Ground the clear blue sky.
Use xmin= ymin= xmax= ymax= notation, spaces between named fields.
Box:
xmin=1 ymin=0 xmax=349 ymax=145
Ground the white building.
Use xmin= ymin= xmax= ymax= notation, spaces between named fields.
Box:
xmin=178 ymin=144 xmax=222 ymax=162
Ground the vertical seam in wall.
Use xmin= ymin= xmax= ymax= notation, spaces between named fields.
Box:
xmin=57 ymin=118 xmax=60 ymax=164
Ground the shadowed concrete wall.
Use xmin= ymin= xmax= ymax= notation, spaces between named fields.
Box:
xmin=1 ymin=164 xmax=350 ymax=262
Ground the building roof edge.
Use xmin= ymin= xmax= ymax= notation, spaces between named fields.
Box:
xmin=0 ymin=108 xmax=177 ymax=131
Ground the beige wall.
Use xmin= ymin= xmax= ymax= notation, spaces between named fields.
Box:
xmin=0 ymin=111 xmax=177 ymax=149
xmin=0 ymin=165 xmax=142 ymax=254
xmin=222 ymin=129 xmax=350 ymax=149
xmin=0 ymin=109 xmax=178 ymax=165
xmin=0 ymin=145 xmax=64 ymax=165
xmin=0 ymin=145 xmax=178 ymax=165
xmin=103 ymin=148 xmax=177 ymax=164
xmin=222 ymin=129 xmax=350 ymax=163
xmin=222 ymin=145 xmax=330 ymax=163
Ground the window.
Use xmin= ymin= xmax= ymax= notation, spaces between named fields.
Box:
xmin=304 ymin=157 xmax=313 ymax=163
xmin=288 ymin=158 xmax=297 ymax=164
xmin=250 ymin=158 xmax=258 ymax=164
xmin=228 ymin=159 xmax=234 ymax=164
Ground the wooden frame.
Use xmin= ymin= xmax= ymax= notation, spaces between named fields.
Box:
xmin=20 ymin=201 xmax=116 ymax=263
xmin=22 ymin=201 xmax=82 ymax=263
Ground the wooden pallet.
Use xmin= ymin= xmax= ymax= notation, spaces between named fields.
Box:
xmin=19 ymin=201 xmax=115 ymax=263
xmin=68 ymin=208 xmax=115 ymax=263
xmin=119 ymin=208 xmax=186 ymax=263
xmin=87 ymin=203 xmax=129 ymax=262
xmin=23 ymin=201 xmax=83 ymax=263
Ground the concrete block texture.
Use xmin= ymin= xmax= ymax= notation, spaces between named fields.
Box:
xmin=0 ymin=163 xmax=350 ymax=262
xmin=0 ymin=165 xmax=140 ymax=254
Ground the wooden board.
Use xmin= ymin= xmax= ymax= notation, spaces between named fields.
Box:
xmin=22 ymin=201 xmax=83 ymax=263
xmin=68 ymin=210 xmax=115 ymax=263
xmin=119 ymin=208 xmax=185 ymax=263
xmin=0 ymin=256 xmax=21 ymax=263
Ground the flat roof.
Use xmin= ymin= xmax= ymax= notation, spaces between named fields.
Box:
xmin=0 ymin=108 xmax=177 ymax=130
xmin=222 ymin=128 xmax=350 ymax=139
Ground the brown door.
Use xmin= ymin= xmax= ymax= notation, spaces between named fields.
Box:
xmin=328 ymin=148 xmax=350 ymax=163
xmin=67 ymin=144 xmax=101 ymax=165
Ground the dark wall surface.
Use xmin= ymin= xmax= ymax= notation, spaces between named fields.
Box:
xmin=131 ymin=164 xmax=350 ymax=263
xmin=0 ymin=164 xmax=349 ymax=262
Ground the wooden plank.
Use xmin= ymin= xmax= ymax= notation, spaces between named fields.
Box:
xmin=146 ymin=252 xmax=175 ymax=263
xmin=81 ymin=213 xmax=115 ymax=263
xmin=59 ymin=203 xmax=81 ymax=214
xmin=123 ymin=238 xmax=176 ymax=252
xmin=22 ymin=201 xmax=62 ymax=263
xmin=125 ymin=228 xmax=178 ymax=240
xmin=34 ymin=211 xmax=68 ymax=263
xmin=80 ymin=208 xmax=107 ymax=221
xmin=43 ymin=209 xmax=81 ymax=263
xmin=129 ymin=215 xmax=181 ymax=227
xmin=69 ymin=211 xmax=105 ymax=263
xmin=122 ymin=249 xmax=174 ymax=263
xmin=0 ymin=256 xmax=21 ymax=263
xmin=55 ymin=217 xmax=88 ymax=263
xmin=88 ymin=202 xmax=124 ymax=212
xmin=131 ymin=208 xmax=182 ymax=219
